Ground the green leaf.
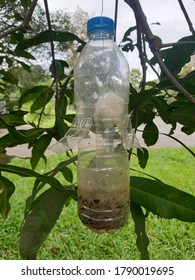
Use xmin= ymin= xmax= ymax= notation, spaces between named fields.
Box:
xmin=0 ymin=163 xmax=66 ymax=193
xmin=15 ymin=50 xmax=35 ymax=60
xmin=131 ymin=176 xmax=195 ymax=222
xmin=0 ymin=70 xmax=18 ymax=85
xmin=0 ymin=0 xmax=6 ymax=6
xmin=10 ymin=31 xmax=24 ymax=44
xmin=122 ymin=42 xmax=134 ymax=52
xmin=14 ymin=12 xmax=24 ymax=21
xmin=16 ymin=60 xmax=31 ymax=72
xmin=182 ymin=72 xmax=195 ymax=94
xmin=130 ymin=202 xmax=150 ymax=260
xmin=0 ymin=127 xmax=44 ymax=148
xmin=0 ymin=176 xmax=15 ymax=221
xmin=142 ymin=121 xmax=159 ymax=146
xmin=162 ymin=35 xmax=195 ymax=75
xmin=31 ymin=134 xmax=52 ymax=170
xmin=169 ymin=103 xmax=195 ymax=128
xmin=21 ymin=0 xmax=32 ymax=8
xmin=61 ymin=166 xmax=73 ymax=183
xmin=55 ymin=91 xmax=68 ymax=138
xmin=49 ymin=60 xmax=66 ymax=81
xmin=63 ymin=114 xmax=75 ymax=124
xmin=150 ymin=96 xmax=171 ymax=124
xmin=19 ymin=86 xmax=51 ymax=107
xmin=122 ymin=26 xmax=137 ymax=42
xmin=0 ymin=110 xmax=27 ymax=127
xmin=0 ymin=153 xmax=14 ymax=164
xmin=5 ymin=57 xmax=13 ymax=67
xmin=16 ymin=30 xmax=85 ymax=50
xmin=128 ymin=90 xmax=155 ymax=112
xmin=137 ymin=148 xmax=149 ymax=169
xmin=19 ymin=188 xmax=68 ymax=259
xmin=30 ymin=87 xmax=54 ymax=113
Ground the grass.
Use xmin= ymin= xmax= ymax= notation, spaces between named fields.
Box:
xmin=0 ymin=147 xmax=195 ymax=260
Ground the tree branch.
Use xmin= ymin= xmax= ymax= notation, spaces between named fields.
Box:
xmin=177 ymin=0 xmax=195 ymax=36
xmin=0 ymin=0 xmax=38 ymax=39
xmin=124 ymin=0 xmax=195 ymax=104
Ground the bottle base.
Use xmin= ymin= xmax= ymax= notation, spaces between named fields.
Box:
xmin=78 ymin=202 xmax=129 ymax=233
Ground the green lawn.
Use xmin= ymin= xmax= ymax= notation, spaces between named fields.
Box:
xmin=0 ymin=147 xmax=195 ymax=260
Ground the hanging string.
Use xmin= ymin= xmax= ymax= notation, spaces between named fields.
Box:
xmin=101 ymin=0 xmax=104 ymax=16
xmin=114 ymin=0 xmax=119 ymax=42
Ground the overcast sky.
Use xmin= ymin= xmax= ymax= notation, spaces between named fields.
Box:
xmin=39 ymin=0 xmax=195 ymax=77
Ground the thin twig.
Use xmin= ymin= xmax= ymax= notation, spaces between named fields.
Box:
xmin=124 ymin=0 xmax=195 ymax=104
xmin=0 ymin=0 xmax=38 ymax=39
xmin=177 ymin=0 xmax=195 ymax=36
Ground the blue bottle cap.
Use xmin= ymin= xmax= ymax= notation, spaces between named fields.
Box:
xmin=87 ymin=16 xmax=115 ymax=34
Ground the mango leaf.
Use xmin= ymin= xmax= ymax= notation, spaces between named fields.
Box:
xmin=0 ymin=127 xmax=44 ymax=148
xmin=131 ymin=176 xmax=195 ymax=222
xmin=14 ymin=12 xmax=24 ymax=22
xmin=129 ymin=90 xmax=156 ymax=112
xmin=150 ymin=96 xmax=172 ymax=124
xmin=30 ymin=88 xmax=54 ymax=113
xmin=0 ymin=119 xmax=30 ymax=147
xmin=14 ymin=50 xmax=35 ymax=60
xmin=0 ymin=110 xmax=27 ymax=127
xmin=19 ymin=188 xmax=68 ymax=259
xmin=0 ymin=153 xmax=14 ymax=164
xmin=19 ymin=86 xmax=51 ymax=107
xmin=122 ymin=26 xmax=137 ymax=42
xmin=131 ymin=110 xmax=155 ymax=129
xmin=5 ymin=57 xmax=13 ymax=67
xmin=16 ymin=30 xmax=85 ymax=51
xmin=60 ymin=167 xmax=73 ymax=183
xmin=121 ymin=26 xmax=136 ymax=52
xmin=31 ymin=134 xmax=52 ymax=170
xmin=142 ymin=121 xmax=159 ymax=146
xmin=15 ymin=60 xmax=30 ymax=72
xmin=63 ymin=114 xmax=75 ymax=125
xmin=0 ymin=70 xmax=18 ymax=85
xmin=130 ymin=202 xmax=150 ymax=260
xmin=0 ymin=163 xmax=64 ymax=192
xmin=181 ymin=72 xmax=195 ymax=94
xmin=137 ymin=148 xmax=149 ymax=169
xmin=162 ymin=35 xmax=195 ymax=75
xmin=21 ymin=0 xmax=31 ymax=8
xmin=168 ymin=104 xmax=195 ymax=128
xmin=10 ymin=31 xmax=24 ymax=44
xmin=0 ymin=0 xmax=6 ymax=6
xmin=49 ymin=60 xmax=68 ymax=81
xmin=55 ymin=90 xmax=69 ymax=138
xmin=0 ymin=176 xmax=15 ymax=221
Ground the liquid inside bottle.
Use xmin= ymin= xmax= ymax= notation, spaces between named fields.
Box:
xmin=77 ymin=151 xmax=129 ymax=233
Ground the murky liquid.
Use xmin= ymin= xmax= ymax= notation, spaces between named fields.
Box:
xmin=77 ymin=157 xmax=130 ymax=233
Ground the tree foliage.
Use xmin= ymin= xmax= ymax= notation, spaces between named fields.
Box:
xmin=0 ymin=0 xmax=195 ymax=259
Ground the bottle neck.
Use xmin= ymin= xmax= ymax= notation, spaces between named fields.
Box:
xmin=88 ymin=31 xmax=114 ymax=41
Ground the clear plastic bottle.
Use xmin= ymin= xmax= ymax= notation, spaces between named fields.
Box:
xmin=75 ymin=16 xmax=130 ymax=233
